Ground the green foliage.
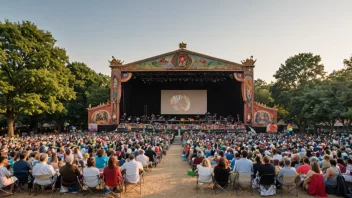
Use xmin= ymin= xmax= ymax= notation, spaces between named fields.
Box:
xmin=271 ymin=53 xmax=326 ymax=130
xmin=0 ymin=20 xmax=75 ymax=136
xmin=254 ymin=79 xmax=273 ymax=106
xmin=61 ymin=62 xmax=110 ymax=129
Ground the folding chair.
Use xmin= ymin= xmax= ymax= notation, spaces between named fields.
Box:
xmin=81 ymin=175 xmax=104 ymax=196
xmin=14 ymin=171 xmax=33 ymax=195
xmin=60 ymin=176 xmax=81 ymax=196
xmin=33 ymin=174 xmax=56 ymax=197
xmin=258 ymin=174 xmax=276 ymax=196
xmin=104 ymin=175 xmax=123 ymax=198
xmin=235 ymin=172 xmax=253 ymax=196
xmin=213 ymin=173 xmax=232 ymax=195
xmin=124 ymin=174 xmax=142 ymax=194
xmin=0 ymin=182 xmax=15 ymax=196
xmin=280 ymin=175 xmax=298 ymax=197
xmin=196 ymin=176 xmax=213 ymax=193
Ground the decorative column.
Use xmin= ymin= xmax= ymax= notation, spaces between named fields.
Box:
xmin=109 ymin=57 xmax=124 ymax=125
xmin=241 ymin=56 xmax=256 ymax=125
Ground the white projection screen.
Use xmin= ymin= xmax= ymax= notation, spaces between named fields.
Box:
xmin=161 ymin=90 xmax=207 ymax=114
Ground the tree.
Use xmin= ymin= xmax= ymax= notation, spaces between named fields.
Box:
xmin=271 ymin=53 xmax=326 ymax=132
xmin=60 ymin=62 xmax=110 ymax=129
xmin=254 ymin=79 xmax=273 ymax=105
xmin=344 ymin=55 xmax=352 ymax=69
xmin=0 ymin=20 xmax=75 ymax=136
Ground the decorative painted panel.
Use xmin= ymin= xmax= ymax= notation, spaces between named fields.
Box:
xmin=120 ymin=51 xmax=243 ymax=71
xmin=90 ymin=110 xmax=110 ymax=124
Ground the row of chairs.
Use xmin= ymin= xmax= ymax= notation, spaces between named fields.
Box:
xmin=196 ymin=172 xmax=299 ymax=197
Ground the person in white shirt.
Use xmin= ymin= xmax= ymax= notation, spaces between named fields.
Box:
xmin=0 ymin=156 xmax=17 ymax=191
xmin=136 ymin=150 xmax=150 ymax=168
xmin=196 ymin=158 xmax=213 ymax=183
xmin=82 ymin=157 xmax=100 ymax=187
xmin=272 ymin=149 xmax=283 ymax=161
xmin=32 ymin=154 xmax=57 ymax=185
xmin=121 ymin=155 xmax=143 ymax=183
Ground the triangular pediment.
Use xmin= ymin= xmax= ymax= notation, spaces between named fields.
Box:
xmin=115 ymin=49 xmax=244 ymax=71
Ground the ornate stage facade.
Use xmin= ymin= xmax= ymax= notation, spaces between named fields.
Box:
xmin=87 ymin=43 xmax=277 ymax=132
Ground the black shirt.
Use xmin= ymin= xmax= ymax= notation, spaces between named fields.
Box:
xmin=145 ymin=149 xmax=156 ymax=162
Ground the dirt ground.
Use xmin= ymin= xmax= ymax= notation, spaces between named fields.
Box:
xmin=9 ymin=143 xmax=338 ymax=198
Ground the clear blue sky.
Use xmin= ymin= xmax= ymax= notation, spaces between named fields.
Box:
xmin=1 ymin=0 xmax=351 ymax=82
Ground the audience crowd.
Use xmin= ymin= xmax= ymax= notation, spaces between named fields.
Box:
xmin=0 ymin=131 xmax=173 ymax=195
xmin=183 ymin=131 xmax=352 ymax=196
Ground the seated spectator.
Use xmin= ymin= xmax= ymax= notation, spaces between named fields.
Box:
xmin=322 ymin=155 xmax=331 ymax=172
xmin=104 ymin=156 xmax=123 ymax=191
xmin=234 ymin=151 xmax=253 ymax=174
xmin=82 ymin=157 xmax=100 ymax=187
xmin=277 ymin=158 xmax=297 ymax=185
xmin=196 ymin=158 xmax=213 ymax=183
xmin=13 ymin=151 xmax=32 ymax=184
xmin=73 ymin=147 xmax=83 ymax=161
xmin=121 ymin=155 xmax=143 ymax=183
xmin=272 ymin=149 xmax=282 ymax=161
xmin=297 ymin=157 xmax=310 ymax=175
xmin=225 ymin=149 xmax=234 ymax=161
xmin=59 ymin=155 xmax=80 ymax=192
xmin=50 ymin=152 xmax=63 ymax=170
xmin=230 ymin=153 xmax=240 ymax=170
xmin=32 ymin=153 xmax=40 ymax=167
xmin=145 ymin=146 xmax=157 ymax=165
xmin=303 ymin=162 xmax=321 ymax=190
xmin=253 ymin=156 xmax=263 ymax=178
xmin=258 ymin=156 xmax=276 ymax=185
xmin=0 ymin=156 xmax=17 ymax=193
xmin=214 ymin=157 xmax=230 ymax=187
xmin=136 ymin=150 xmax=150 ymax=168
xmin=192 ymin=151 xmax=204 ymax=166
xmin=32 ymin=154 xmax=57 ymax=186
xmin=324 ymin=159 xmax=339 ymax=187
xmin=95 ymin=149 xmax=109 ymax=169
xmin=337 ymin=158 xmax=346 ymax=174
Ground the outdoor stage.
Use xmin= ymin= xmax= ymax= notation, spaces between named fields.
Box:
xmin=87 ymin=43 xmax=278 ymax=132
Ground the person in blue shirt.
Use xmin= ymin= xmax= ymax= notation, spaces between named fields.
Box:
xmin=13 ymin=151 xmax=33 ymax=188
xmin=230 ymin=152 xmax=240 ymax=170
xmin=225 ymin=149 xmax=235 ymax=161
xmin=95 ymin=149 xmax=109 ymax=169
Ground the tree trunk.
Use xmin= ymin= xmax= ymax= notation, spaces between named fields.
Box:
xmin=7 ymin=115 xmax=15 ymax=137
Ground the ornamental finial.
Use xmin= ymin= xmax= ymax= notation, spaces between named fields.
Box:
xmin=109 ymin=56 xmax=124 ymax=66
xmin=241 ymin=55 xmax=257 ymax=66
xmin=179 ymin=42 xmax=187 ymax=49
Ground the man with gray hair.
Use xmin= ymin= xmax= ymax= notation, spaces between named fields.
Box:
xmin=136 ymin=150 xmax=150 ymax=167
xmin=59 ymin=155 xmax=80 ymax=192
xmin=32 ymin=154 xmax=57 ymax=185
xmin=277 ymin=157 xmax=297 ymax=185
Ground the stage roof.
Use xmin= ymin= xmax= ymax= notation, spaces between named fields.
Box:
xmin=109 ymin=48 xmax=255 ymax=72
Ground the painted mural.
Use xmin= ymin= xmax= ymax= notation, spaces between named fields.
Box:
xmin=254 ymin=111 xmax=272 ymax=125
xmin=112 ymin=74 xmax=118 ymax=122
xmin=126 ymin=52 xmax=243 ymax=70
xmin=244 ymin=75 xmax=253 ymax=102
xmin=91 ymin=110 xmax=110 ymax=124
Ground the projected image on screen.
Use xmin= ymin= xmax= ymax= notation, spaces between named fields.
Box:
xmin=161 ymin=90 xmax=207 ymax=114
xmin=170 ymin=95 xmax=191 ymax=112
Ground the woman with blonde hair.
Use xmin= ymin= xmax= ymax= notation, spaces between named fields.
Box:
xmin=196 ymin=158 xmax=213 ymax=183
xmin=322 ymin=155 xmax=331 ymax=172
xmin=50 ymin=152 xmax=63 ymax=169
xmin=32 ymin=153 xmax=40 ymax=166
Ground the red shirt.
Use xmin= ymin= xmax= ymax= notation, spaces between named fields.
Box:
xmin=104 ymin=166 xmax=123 ymax=186
xmin=297 ymin=164 xmax=310 ymax=174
